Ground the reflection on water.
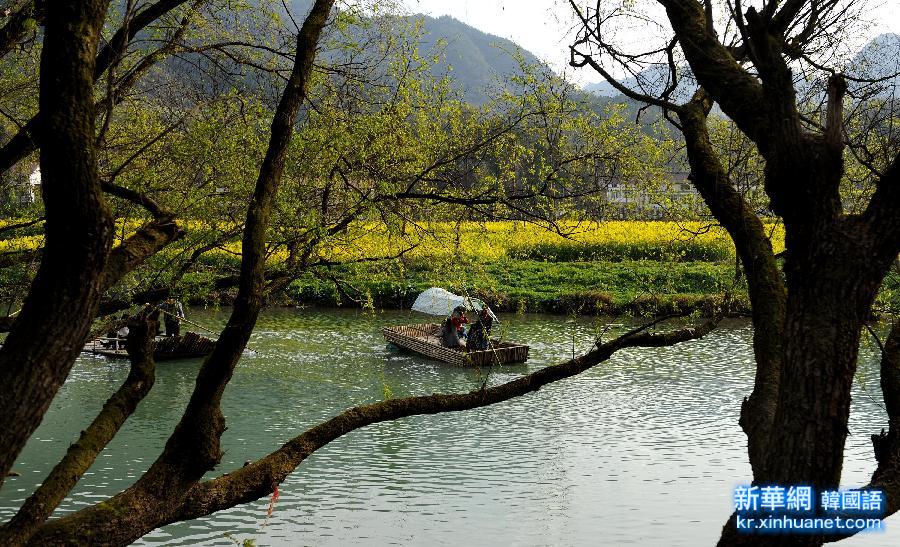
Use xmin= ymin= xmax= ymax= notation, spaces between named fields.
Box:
xmin=1 ymin=309 xmax=895 ymax=545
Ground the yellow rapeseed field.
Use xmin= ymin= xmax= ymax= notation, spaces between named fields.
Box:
xmin=0 ymin=220 xmax=787 ymax=263
xmin=316 ymin=221 xmax=785 ymax=263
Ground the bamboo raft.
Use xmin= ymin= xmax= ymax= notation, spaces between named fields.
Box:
xmin=84 ymin=332 xmax=217 ymax=362
xmin=383 ymin=323 xmax=529 ymax=367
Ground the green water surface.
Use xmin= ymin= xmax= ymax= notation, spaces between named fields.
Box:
xmin=1 ymin=309 xmax=894 ymax=546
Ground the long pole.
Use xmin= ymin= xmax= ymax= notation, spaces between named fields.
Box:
xmin=151 ymin=304 xmax=218 ymax=337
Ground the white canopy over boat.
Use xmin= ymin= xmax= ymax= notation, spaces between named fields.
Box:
xmin=411 ymin=287 xmax=498 ymax=322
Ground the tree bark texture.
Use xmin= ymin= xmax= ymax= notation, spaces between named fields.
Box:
xmin=0 ymin=0 xmax=114 ymax=485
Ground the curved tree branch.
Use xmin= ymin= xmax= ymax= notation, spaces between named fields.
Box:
xmin=0 ymin=218 xmax=182 ymax=336
xmin=175 ymin=318 xmax=719 ymax=521
xmin=93 ymin=0 xmax=190 ymax=81
xmin=101 ymin=216 xmax=183 ymax=291
xmin=0 ymin=308 xmax=159 ymax=544
xmin=861 ymin=151 xmax=900 ymax=257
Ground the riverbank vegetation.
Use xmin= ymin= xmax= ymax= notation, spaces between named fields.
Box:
xmin=0 ymin=218 xmax=763 ymax=315
xmin=7 ymin=215 xmax=900 ymax=317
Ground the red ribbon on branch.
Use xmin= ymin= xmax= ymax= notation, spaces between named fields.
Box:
xmin=264 ymin=484 xmax=280 ymax=524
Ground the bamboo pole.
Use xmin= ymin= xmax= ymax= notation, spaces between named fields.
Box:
xmin=150 ymin=304 xmax=218 ymax=337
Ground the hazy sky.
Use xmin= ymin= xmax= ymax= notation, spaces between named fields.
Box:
xmin=403 ymin=0 xmax=900 ymax=86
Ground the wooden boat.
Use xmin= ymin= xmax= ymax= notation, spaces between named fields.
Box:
xmin=84 ymin=331 xmax=217 ymax=362
xmin=383 ymin=323 xmax=529 ymax=367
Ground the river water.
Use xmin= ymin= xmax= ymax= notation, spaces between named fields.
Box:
xmin=0 ymin=309 xmax=895 ymax=545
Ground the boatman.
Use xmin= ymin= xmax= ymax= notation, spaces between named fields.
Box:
xmin=467 ymin=306 xmax=494 ymax=351
xmin=161 ymin=298 xmax=186 ymax=337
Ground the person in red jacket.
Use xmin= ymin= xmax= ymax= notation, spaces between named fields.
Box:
xmin=441 ymin=306 xmax=469 ymax=348
xmin=450 ymin=306 xmax=469 ymax=338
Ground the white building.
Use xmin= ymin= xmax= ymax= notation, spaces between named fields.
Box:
xmin=18 ymin=166 xmax=41 ymax=204
xmin=605 ymin=172 xmax=700 ymax=218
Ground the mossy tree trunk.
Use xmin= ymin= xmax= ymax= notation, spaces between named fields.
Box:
xmin=571 ymin=0 xmax=900 ymax=542
xmin=0 ymin=0 xmax=115 ymax=486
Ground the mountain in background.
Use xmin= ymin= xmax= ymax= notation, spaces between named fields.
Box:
xmin=186 ymin=2 xmax=900 ymax=108
xmin=583 ymin=79 xmax=628 ymax=97
xmin=280 ymin=1 xmax=545 ymax=105
xmin=415 ymin=15 xmax=543 ymax=104
xmin=847 ymin=33 xmax=900 ymax=94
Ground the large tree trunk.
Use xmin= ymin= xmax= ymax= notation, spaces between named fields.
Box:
xmin=571 ymin=0 xmax=900 ymax=543
xmin=765 ymin=231 xmax=890 ymax=488
xmin=0 ymin=0 xmax=114 ymax=485
xmin=714 ymin=165 xmax=897 ymax=547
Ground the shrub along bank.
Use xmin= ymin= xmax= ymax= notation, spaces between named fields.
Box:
xmin=174 ymin=256 xmax=749 ymax=317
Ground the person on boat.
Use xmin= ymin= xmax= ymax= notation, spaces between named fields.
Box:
xmin=102 ymin=314 xmax=130 ymax=350
xmin=441 ymin=307 xmax=467 ymax=348
xmin=103 ymin=326 xmax=119 ymax=349
xmin=116 ymin=314 xmax=130 ymax=349
xmin=161 ymin=298 xmax=186 ymax=337
xmin=451 ymin=306 xmax=469 ymax=338
xmin=466 ymin=306 xmax=494 ymax=351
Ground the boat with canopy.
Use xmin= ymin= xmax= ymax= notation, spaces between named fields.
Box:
xmin=382 ymin=288 xmax=529 ymax=366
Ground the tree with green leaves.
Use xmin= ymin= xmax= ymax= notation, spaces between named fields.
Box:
xmin=570 ymin=0 xmax=900 ymax=544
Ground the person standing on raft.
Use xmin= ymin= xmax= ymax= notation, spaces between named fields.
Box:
xmin=161 ymin=298 xmax=186 ymax=337
xmin=466 ymin=306 xmax=494 ymax=351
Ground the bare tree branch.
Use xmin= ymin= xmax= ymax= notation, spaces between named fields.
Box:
xmin=0 ymin=0 xmax=192 ymax=174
